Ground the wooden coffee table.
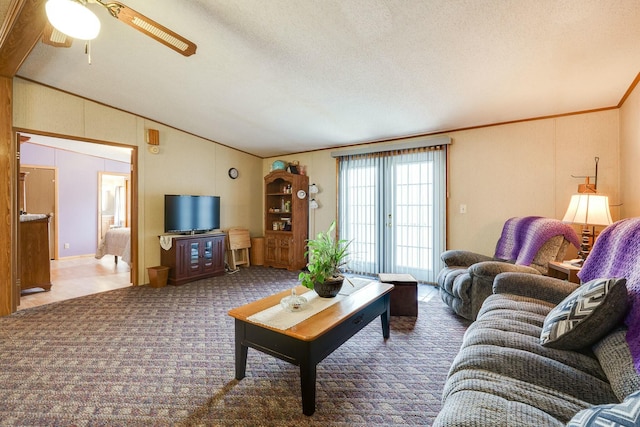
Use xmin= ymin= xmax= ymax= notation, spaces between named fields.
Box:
xmin=228 ymin=281 xmax=394 ymax=415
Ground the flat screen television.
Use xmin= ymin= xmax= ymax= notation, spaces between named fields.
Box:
xmin=164 ymin=195 xmax=220 ymax=234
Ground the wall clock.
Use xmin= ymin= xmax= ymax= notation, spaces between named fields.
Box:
xmin=228 ymin=168 xmax=239 ymax=179
xmin=297 ymin=189 xmax=307 ymax=199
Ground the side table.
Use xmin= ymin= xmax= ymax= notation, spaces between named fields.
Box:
xmin=547 ymin=261 xmax=581 ymax=284
xmin=377 ymin=273 xmax=418 ymax=316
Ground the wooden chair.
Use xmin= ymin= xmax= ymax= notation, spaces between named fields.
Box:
xmin=227 ymin=228 xmax=251 ymax=270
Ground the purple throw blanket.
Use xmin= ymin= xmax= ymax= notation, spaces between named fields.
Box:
xmin=494 ymin=216 xmax=580 ymax=266
xmin=578 ymin=217 xmax=640 ymax=374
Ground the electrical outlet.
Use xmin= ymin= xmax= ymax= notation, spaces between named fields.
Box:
xmin=64 ymin=243 xmax=70 ymax=249
xmin=459 ymin=204 xmax=467 ymax=214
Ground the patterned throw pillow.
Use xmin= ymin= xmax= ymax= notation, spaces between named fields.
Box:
xmin=540 ymin=277 xmax=628 ymax=350
xmin=567 ymin=390 xmax=640 ymax=426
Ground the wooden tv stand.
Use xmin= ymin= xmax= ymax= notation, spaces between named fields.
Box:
xmin=160 ymin=233 xmax=226 ymax=286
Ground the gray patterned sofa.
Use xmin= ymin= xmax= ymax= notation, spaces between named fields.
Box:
xmin=438 ymin=216 xmax=580 ymax=320
xmin=434 ymin=217 xmax=640 ymax=426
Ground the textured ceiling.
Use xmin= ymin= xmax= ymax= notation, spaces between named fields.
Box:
xmin=15 ymin=0 xmax=640 ymax=158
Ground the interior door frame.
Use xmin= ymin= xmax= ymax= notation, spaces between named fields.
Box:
xmin=15 ymin=129 xmax=139 ymax=293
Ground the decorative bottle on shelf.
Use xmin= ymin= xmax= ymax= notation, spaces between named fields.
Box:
xmin=281 ymin=198 xmax=285 ymax=211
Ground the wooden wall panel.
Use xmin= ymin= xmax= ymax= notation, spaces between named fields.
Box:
xmin=0 ymin=0 xmax=47 ymax=78
xmin=0 ymin=76 xmax=16 ymax=315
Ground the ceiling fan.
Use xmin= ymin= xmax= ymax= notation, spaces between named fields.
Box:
xmin=42 ymin=0 xmax=197 ymax=57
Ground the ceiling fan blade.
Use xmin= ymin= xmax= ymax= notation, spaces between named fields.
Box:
xmin=100 ymin=2 xmax=197 ymax=57
xmin=42 ymin=22 xmax=73 ymax=48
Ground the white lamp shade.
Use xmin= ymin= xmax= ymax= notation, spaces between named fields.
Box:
xmin=562 ymin=194 xmax=613 ymax=226
xmin=46 ymin=0 xmax=101 ymax=40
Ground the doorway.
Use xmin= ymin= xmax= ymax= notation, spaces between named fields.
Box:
xmin=337 ymin=146 xmax=447 ymax=283
xmin=16 ymin=131 xmax=138 ymax=310
xmin=98 ymin=172 xmax=131 ymax=241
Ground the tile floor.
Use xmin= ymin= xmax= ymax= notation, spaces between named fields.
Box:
xmin=18 ymin=256 xmax=132 ymax=310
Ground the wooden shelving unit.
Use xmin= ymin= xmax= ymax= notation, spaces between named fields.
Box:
xmin=263 ymin=170 xmax=309 ymax=270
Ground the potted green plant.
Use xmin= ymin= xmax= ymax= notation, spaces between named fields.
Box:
xmin=299 ymin=221 xmax=352 ymax=298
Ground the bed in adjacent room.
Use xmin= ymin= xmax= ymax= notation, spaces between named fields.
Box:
xmin=96 ymin=227 xmax=131 ymax=265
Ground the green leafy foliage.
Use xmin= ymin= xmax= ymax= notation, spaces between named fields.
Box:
xmin=298 ymin=221 xmax=351 ymax=290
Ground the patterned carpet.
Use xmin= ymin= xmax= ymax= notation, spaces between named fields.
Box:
xmin=0 ymin=267 xmax=470 ymax=426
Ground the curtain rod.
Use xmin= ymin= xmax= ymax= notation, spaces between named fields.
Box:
xmin=330 ymin=135 xmax=451 ymax=158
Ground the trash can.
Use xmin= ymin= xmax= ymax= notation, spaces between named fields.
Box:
xmin=148 ymin=266 xmax=170 ymax=288
xmin=250 ymin=237 xmax=265 ymax=266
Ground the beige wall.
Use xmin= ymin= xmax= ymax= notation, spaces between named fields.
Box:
xmin=266 ymin=109 xmax=621 ymax=257
xmin=13 ymin=77 xmax=632 ymax=285
xmin=620 ymin=82 xmax=640 ymax=218
xmin=448 ymin=110 xmax=619 ymax=255
xmin=13 ymin=78 xmax=263 ymax=284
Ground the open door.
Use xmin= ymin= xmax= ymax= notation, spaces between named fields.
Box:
xmin=14 ymin=133 xmax=25 ymax=311
xmin=98 ymin=172 xmax=131 ymax=241
xmin=20 ymin=166 xmax=57 ymax=259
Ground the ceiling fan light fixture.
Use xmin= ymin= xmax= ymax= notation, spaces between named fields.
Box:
xmin=46 ymin=0 xmax=101 ymax=40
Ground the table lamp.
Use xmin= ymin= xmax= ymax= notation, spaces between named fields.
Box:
xmin=562 ymin=193 xmax=612 ymax=263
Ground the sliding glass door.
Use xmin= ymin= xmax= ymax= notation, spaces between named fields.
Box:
xmin=338 ymin=146 xmax=446 ymax=283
